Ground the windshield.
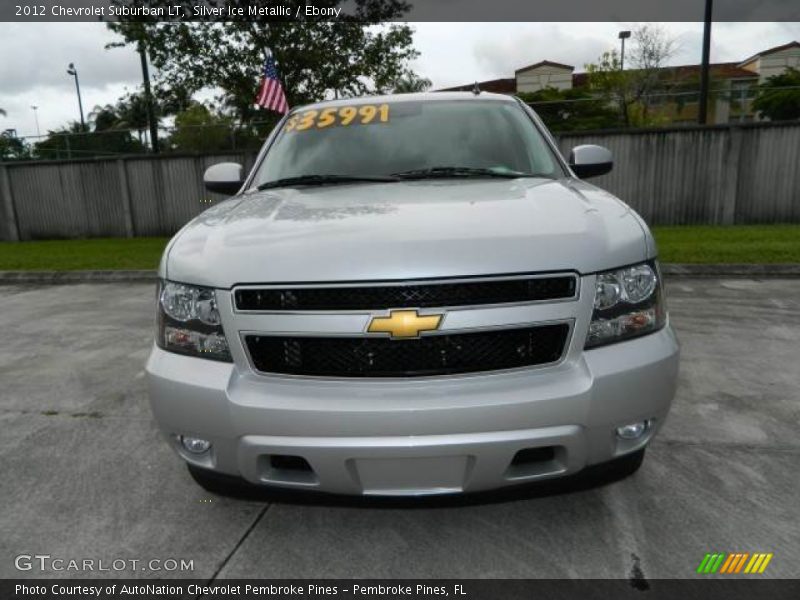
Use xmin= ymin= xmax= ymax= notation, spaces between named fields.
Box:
xmin=250 ymin=99 xmax=564 ymax=188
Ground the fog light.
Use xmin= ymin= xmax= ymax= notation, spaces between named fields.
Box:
xmin=180 ymin=435 xmax=211 ymax=454
xmin=616 ymin=421 xmax=649 ymax=440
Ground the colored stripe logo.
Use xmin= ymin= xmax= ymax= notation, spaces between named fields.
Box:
xmin=697 ymin=552 xmax=773 ymax=574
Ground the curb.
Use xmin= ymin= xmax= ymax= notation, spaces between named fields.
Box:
xmin=1 ymin=264 xmax=800 ymax=284
xmin=0 ymin=270 xmax=157 ymax=284
xmin=659 ymin=263 xmax=800 ymax=278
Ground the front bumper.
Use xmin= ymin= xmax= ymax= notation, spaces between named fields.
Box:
xmin=146 ymin=326 xmax=679 ymax=496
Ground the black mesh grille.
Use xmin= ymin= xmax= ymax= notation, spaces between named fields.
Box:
xmin=235 ymin=275 xmax=576 ymax=311
xmin=245 ymin=324 xmax=569 ymax=377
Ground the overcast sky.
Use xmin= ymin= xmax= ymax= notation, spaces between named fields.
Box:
xmin=1 ymin=21 xmax=798 ymax=138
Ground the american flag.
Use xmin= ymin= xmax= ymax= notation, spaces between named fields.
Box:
xmin=255 ymin=55 xmax=289 ymax=114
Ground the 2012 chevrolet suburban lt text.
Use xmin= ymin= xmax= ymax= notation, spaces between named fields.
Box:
xmin=145 ymin=92 xmax=680 ymax=497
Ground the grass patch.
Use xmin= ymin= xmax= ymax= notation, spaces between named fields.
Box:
xmin=0 ymin=226 xmax=798 ymax=270
xmin=652 ymin=225 xmax=800 ymax=264
xmin=0 ymin=238 xmax=169 ymax=271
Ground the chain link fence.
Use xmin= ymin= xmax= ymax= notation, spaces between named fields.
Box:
xmin=0 ymin=118 xmax=281 ymax=162
xmin=2 ymin=86 xmax=799 ymax=162
xmin=522 ymin=86 xmax=800 ymax=132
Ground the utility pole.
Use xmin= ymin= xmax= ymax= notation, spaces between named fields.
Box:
xmin=698 ymin=0 xmax=713 ymax=124
xmin=138 ymin=39 xmax=160 ymax=153
xmin=66 ymin=63 xmax=86 ymax=131
xmin=618 ymin=30 xmax=631 ymax=71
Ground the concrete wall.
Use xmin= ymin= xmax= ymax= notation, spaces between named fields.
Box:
xmin=0 ymin=152 xmax=257 ymax=241
xmin=558 ymin=121 xmax=800 ymax=226
xmin=1 ymin=121 xmax=800 ymax=241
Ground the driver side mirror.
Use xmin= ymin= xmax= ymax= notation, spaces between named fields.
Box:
xmin=203 ymin=162 xmax=244 ymax=195
xmin=568 ymin=145 xmax=613 ymax=179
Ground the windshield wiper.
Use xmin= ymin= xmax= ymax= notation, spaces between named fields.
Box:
xmin=392 ymin=166 xmax=549 ymax=180
xmin=257 ymin=174 xmax=399 ymax=191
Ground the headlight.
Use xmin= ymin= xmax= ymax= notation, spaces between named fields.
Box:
xmin=156 ymin=281 xmax=232 ymax=361
xmin=585 ymin=261 xmax=666 ymax=349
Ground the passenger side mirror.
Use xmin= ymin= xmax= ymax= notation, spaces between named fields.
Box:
xmin=203 ymin=162 xmax=244 ymax=195
xmin=568 ymin=145 xmax=613 ymax=179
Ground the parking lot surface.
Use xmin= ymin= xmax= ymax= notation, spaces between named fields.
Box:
xmin=1 ymin=279 xmax=798 ymax=579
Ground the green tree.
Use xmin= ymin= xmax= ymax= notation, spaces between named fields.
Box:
xmin=585 ymin=25 xmax=678 ymax=126
xmin=34 ymin=120 xmax=145 ymax=160
xmin=165 ymin=103 xmax=237 ymax=153
xmin=518 ymin=87 xmax=621 ymax=132
xmin=108 ymin=1 xmax=419 ymax=123
xmin=0 ymin=131 xmax=31 ymax=161
xmin=752 ymin=68 xmax=800 ymax=121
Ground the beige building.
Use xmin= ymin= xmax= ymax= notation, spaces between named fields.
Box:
xmin=515 ymin=60 xmax=575 ymax=93
xmin=442 ymin=41 xmax=800 ymax=125
xmin=739 ymin=41 xmax=800 ymax=82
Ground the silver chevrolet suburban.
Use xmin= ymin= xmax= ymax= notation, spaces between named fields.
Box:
xmin=146 ymin=92 xmax=679 ymax=496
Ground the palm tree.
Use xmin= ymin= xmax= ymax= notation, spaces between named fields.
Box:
xmin=88 ymin=104 xmax=121 ymax=131
xmin=392 ymin=73 xmax=433 ymax=94
xmin=114 ymin=91 xmax=154 ymax=143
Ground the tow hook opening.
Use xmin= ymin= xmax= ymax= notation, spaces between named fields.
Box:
xmin=270 ymin=454 xmax=313 ymax=472
xmin=505 ymin=445 xmax=565 ymax=480
xmin=511 ymin=446 xmax=556 ymax=465
xmin=259 ymin=454 xmax=319 ymax=486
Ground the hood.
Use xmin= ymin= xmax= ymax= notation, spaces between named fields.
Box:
xmin=165 ymin=178 xmax=649 ymax=288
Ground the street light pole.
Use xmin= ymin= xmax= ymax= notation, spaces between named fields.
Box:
xmin=698 ymin=0 xmax=714 ymax=124
xmin=618 ymin=30 xmax=631 ymax=71
xmin=30 ymin=105 xmax=41 ymax=138
xmin=66 ymin=63 xmax=86 ymax=131
xmin=617 ymin=30 xmax=633 ymax=127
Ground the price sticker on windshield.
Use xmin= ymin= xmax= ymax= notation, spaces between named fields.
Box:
xmin=284 ymin=104 xmax=390 ymax=133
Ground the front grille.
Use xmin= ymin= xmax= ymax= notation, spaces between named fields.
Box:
xmin=244 ymin=324 xmax=570 ymax=377
xmin=235 ymin=275 xmax=577 ymax=311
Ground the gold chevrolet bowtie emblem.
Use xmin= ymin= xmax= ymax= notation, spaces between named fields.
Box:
xmin=367 ymin=309 xmax=443 ymax=339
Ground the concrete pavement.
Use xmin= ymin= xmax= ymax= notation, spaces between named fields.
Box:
xmin=0 ymin=279 xmax=798 ymax=579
